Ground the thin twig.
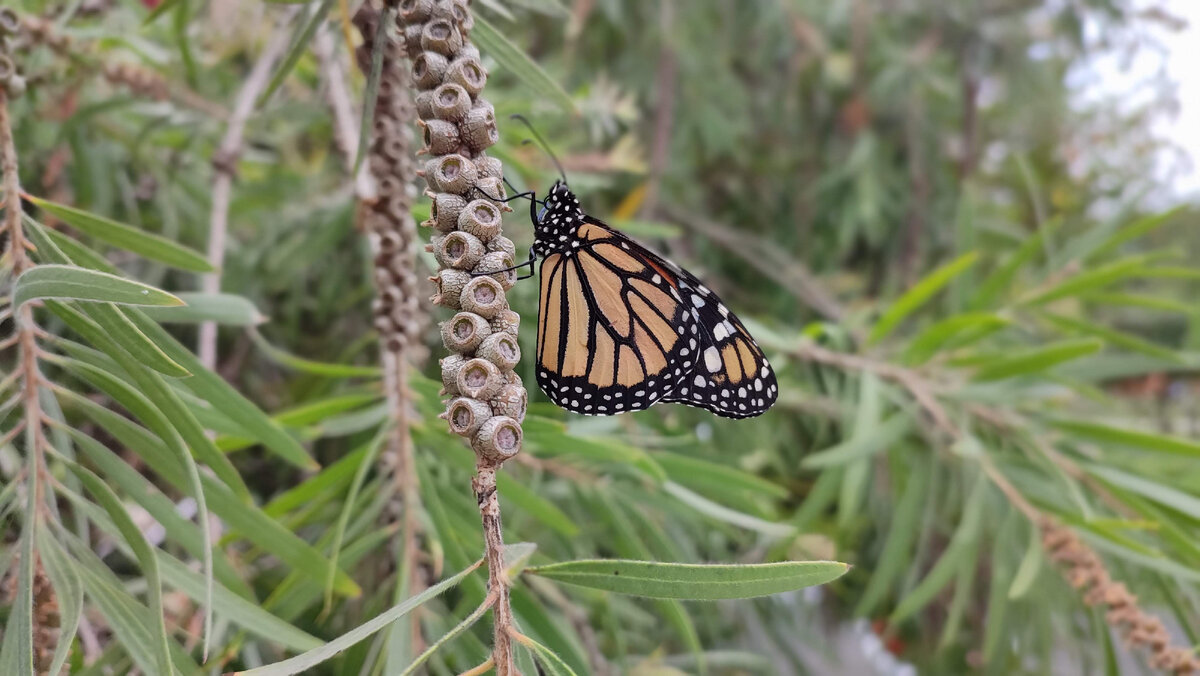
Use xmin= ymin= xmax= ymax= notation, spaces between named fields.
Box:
xmin=198 ymin=14 xmax=295 ymax=369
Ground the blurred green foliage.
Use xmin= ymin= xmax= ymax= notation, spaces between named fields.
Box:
xmin=2 ymin=0 xmax=1199 ymax=674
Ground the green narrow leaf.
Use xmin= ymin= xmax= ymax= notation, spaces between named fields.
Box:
xmin=34 ymin=530 xmax=84 ymax=676
xmin=14 ymin=265 xmax=183 ymax=308
xmin=1008 ymin=524 xmax=1043 ymax=599
xmin=472 ymin=16 xmax=576 ymax=114
xmin=662 ymin=481 xmax=795 ymax=537
xmin=0 ymin=480 xmax=36 ymax=676
xmin=140 ymin=292 xmax=267 ymax=325
xmin=399 ymin=597 xmax=493 ymax=676
xmin=512 ymin=631 xmax=580 ymax=676
xmin=903 ymin=312 xmax=1010 ymax=365
xmin=323 ymin=431 xmax=387 ymax=611
xmin=87 ymin=303 xmax=191 ymax=377
xmin=970 ymin=218 xmax=1062 ymax=310
xmin=868 ymin=251 xmax=979 ymax=344
xmin=1087 ymin=466 xmax=1200 ymax=520
xmin=1082 ymin=292 xmax=1199 ymax=316
xmin=854 ymin=459 xmax=930 ymax=616
xmin=1038 ymin=312 xmax=1181 ymax=363
xmin=173 ymin=0 xmax=198 ymax=86
xmin=526 ymin=559 xmax=848 ymax=600
xmin=250 ymin=329 xmax=380 ymax=377
xmin=26 ymin=196 xmax=213 ymax=271
xmin=1020 ymin=255 xmax=1152 ymax=305
xmin=803 ymin=413 xmax=911 ymax=468
xmin=652 ymin=450 xmax=788 ymax=500
xmin=143 ymin=0 xmax=183 ymax=24
xmin=66 ymin=462 xmax=173 ymax=674
xmin=125 ymin=310 xmax=317 ymax=470
xmin=234 ymin=561 xmax=483 ymax=676
xmin=971 ymin=338 xmax=1103 ymax=381
xmin=24 ymin=215 xmax=121 ymax=275
xmin=1089 ymin=207 xmax=1185 ymax=261
xmin=1050 ymin=419 xmax=1200 ymax=458
xmin=258 ymin=0 xmax=338 ymax=107
xmin=890 ymin=473 xmax=987 ymax=622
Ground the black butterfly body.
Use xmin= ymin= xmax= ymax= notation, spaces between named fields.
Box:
xmin=518 ymin=180 xmax=777 ymax=419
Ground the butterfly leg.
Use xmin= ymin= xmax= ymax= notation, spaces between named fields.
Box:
xmin=472 ymin=248 xmax=537 ymax=279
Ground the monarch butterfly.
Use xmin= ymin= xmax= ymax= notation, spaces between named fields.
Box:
xmin=490 ymin=177 xmax=778 ymax=420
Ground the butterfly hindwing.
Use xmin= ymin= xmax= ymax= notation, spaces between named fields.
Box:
xmin=658 ymin=266 xmax=779 ymax=419
xmin=535 ymin=219 xmax=693 ymax=415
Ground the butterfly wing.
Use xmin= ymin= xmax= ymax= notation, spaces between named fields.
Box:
xmin=657 ymin=263 xmax=779 ymax=419
xmin=535 ymin=216 xmax=776 ymax=418
xmin=535 ymin=219 xmax=692 ymax=415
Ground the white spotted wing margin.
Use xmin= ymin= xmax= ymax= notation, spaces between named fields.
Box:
xmin=658 ymin=265 xmax=779 ymax=419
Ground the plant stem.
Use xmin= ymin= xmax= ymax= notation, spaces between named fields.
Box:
xmin=199 ymin=15 xmax=294 ymax=370
xmin=473 ymin=462 xmax=515 ymax=673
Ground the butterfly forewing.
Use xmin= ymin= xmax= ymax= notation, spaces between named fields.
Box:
xmin=531 ymin=181 xmax=776 ymax=419
xmin=536 ymin=221 xmax=693 ymax=415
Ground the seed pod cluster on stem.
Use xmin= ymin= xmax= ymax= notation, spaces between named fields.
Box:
xmin=398 ymin=1 xmax=523 ymax=672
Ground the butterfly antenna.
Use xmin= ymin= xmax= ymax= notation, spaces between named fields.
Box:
xmin=511 ymin=114 xmax=567 ymax=183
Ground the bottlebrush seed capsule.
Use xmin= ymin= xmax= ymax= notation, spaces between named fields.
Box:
xmin=461 ymin=102 xmax=499 ymax=152
xmin=0 ymin=55 xmax=14 ymax=83
xmin=474 ymin=155 xmax=503 ymax=181
xmin=475 ymin=251 xmax=517 ymax=290
xmin=415 ymin=91 xmax=436 ymax=119
xmin=446 ymin=397 xmax=492 ymax=438
xmin=456 ymin=358 xmax=504 ymax=399
xmin=440 ymin=354 xmax=466 ymax=396
xmin=431 ymin=192 xmax=467 ymax=231
xmin=432 ymin=268 xmax=471 ymax=308
xmin=472 ymin=415 xmax=522 ymax=462
xmin=441 ymin=312 xmax=491 ymax=352
xmin=447 ymin=0 xmax=475 ymax=33
xmin=411 ymin=52 xmax=449 ymax=89
xmin=431 ymin=83 xmax=471 ymax=122
xmin=0 ymin=8 xmax=18 ymax=36
xmin=446 ymin=56 xmax=487 ymax=96
xmin=460 ymin=276 xmax=507 ymax=318
xmin=436 ymin=231 xmax=485 ymax=270
xmin=421 ymin=118 xmax=461 ymax=155
xmin=474 ymin=177 xmax=508 ymax=207
xmin=398 ymin=0 xmax=435 ymax=23
xmin=402 ymin=23 xmax=424 ymax=54
xmin=421 ymin=19 xmax=463 ymax=57
xmin=486 ymin=235 xmax=516 ymax=260
xmin=489 ymin=383 xmax=527 ymax=422
xmin=458 ymin=199 xmax=502 ymax=241
xmin=431 ymin=154 xmax=478 ymax=194
xmin=490 ymin=309 xmax=520 ymax=338
xmin=477 ymin=332 xmax=520 ymax=371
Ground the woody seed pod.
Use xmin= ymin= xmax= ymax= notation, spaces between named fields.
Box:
xmin=421 ymin=118 xmax=461 ymax=155
xmin=489 ymin=383 xmax=527 ymax=422
xmin=490 ymin=309 xmax=520 ymax=338
xmin=474 ymin=176 xmax=507 ymax=207
xmin=0 ymin=55 xmax=14 ymax=83
xmin=440 ymin=354 xmax=467 ymax=395
xmin=477 ymin=332 xmax=520 ymax=371
xmin=474 ymin=251 xmax=518 ymax=290
xmin=446 ymin=56 xmax=487 ymax=96
xmin=398 ymin=0 xmax=435 ymax=25
xmin=460 ymin=101 xmax=499 ymax=152
xmin=402 ymin=23 xmax=425 ymax=54
xmin=430 ymin=192 xmax=467 ymax=232
xmin=411 ymin=51 xmax=449 ymax=89
xmin=458 ymin=199 xmax=502 ymax=241
xmin=456 ymin=358 xmax=504 ymax=399
xmin=431 ymin=83 xmax=471 ymax=122
xmin=459 ymin=275 xmax=507 ymax=318
xmin=486 ymin=235 xmax=517 ymax=260
xmin=458 ymin=43 xmax=481 ymax=62
xmin=415 ymin=90 xmax=436 ymax=119
xmin=2 ymin=74 xmax=20 ymax=99
xmin=447 ymin=0 xmax=474 ymax=33
xmin=446 ymin=397 xmax=492 ymax=438
xmin=436 ymin=231 xmax=485 ymax=270
xmin=472 ymin=415 xmax=522 ymax=462
xmin=421 ymin=19 xmax=463 ymax=57
xmin=432 ymin=268 xmax=471 ymax=308
xmin=0 ymin=8 xmax=18 ymax=36
xmin=431 ymin=153 xmax=477 ymax=194
xmin=474 ymin=155 xmax=503 ymax=181
xmin=441 ymin=312 xmax=491 ymax=353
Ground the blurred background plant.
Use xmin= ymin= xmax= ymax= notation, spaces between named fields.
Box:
xmin=1 ymin=0 xmax=1199 ymax=674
